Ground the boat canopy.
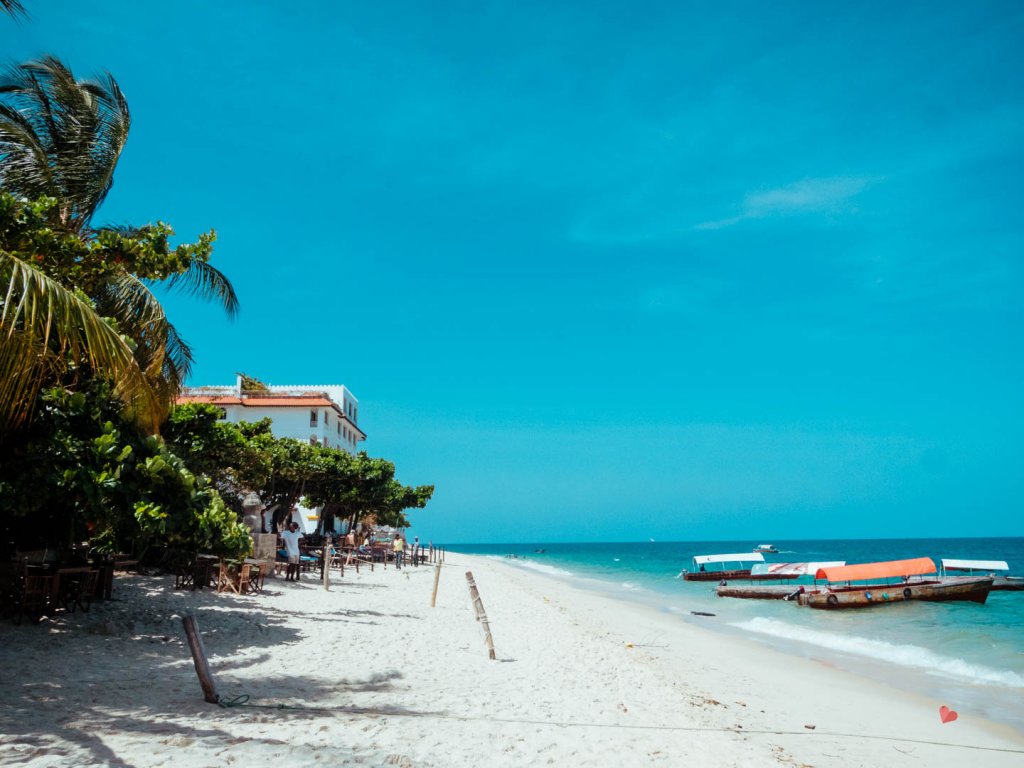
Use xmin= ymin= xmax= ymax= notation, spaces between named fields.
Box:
xmin=751 ymin=561 xmax=845 ymax=577
xmin=693 ymin=552 xmax=765 ymax=566
xmin=941 ymin=559 xmax=1009 ymax=572
xmin=815 ymin=557 xmax=936 ymax=583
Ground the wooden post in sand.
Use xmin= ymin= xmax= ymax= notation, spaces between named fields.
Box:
xmin=323 ymin=542 xmax=331 ymax=591
xmin=182 ymin=615 xmax=220 ymax=704
xmin=465 ymin=571 xmax=496 ymax=660
xmin=430 ymin=564 xmax=442 ymax=607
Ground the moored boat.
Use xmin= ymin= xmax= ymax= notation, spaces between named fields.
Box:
xmin=993 ymin=576 xmax=1024 ymax=591
xmin=796 ymin=558 xmax=994 ymax=609
xmin=753 ymin=544 xmax=779 ymax=554
xmin=940 ymin=559 xmax=1024 ymax=591
xmin=717 ymin=583 xmax=807 ymax=600
xmin=681 ymin=552 xmax=784 ymax=581
xmin=716 ymin=562 xmax=845 ymax=600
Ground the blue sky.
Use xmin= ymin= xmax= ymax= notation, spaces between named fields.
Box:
xmin=5 ymin=2 xmax=1023 ymax=542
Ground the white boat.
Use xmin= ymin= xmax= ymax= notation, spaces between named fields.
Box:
xmin=940 ymin=559 xmax=1023 ymax=591
xmin=753 ymin=544 xmax=778 ymax=554
xmin=681 ymin=552 xmax=776 ymax=582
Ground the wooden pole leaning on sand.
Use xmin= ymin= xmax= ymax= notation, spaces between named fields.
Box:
xmin=465 ymin=571 xmax=496 ymax=660
xmin=430 ymin=564 xmax=442 ymax=607
xmin=182 ymin=615 xmax=220 ymax=704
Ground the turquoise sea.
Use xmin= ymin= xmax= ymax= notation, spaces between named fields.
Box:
xmin=450 ymin=538 xmax=1024 ymax=733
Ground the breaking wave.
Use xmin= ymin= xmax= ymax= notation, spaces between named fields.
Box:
xmin=734 ymin=617 xmax=1024 ymax=688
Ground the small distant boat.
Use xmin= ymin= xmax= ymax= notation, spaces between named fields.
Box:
xmin=534 ymin=548 xmax=546 ymax=554
xmin=753 ymin=544 xmax=779 ymax=554
xmin=940 ymin=559 xmax=1024 ymax=592
xmin=681 ymin=552 xmax=796 ymax=582
xmin=796 ymin=558 xmax=993 ymax=609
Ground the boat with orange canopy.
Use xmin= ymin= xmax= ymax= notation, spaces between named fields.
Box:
xmin=796 ymin=557 xmax=994 ymax=609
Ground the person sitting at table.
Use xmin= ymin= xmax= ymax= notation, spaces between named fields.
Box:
xmin=279 ymin=522 xmax=304 ymax=581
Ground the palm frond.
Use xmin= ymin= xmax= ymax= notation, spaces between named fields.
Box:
xmin=0 ymin=249 xmax=162 ymax=433
xmin=0 ymin=102 xmax=54 ymax=197
xmin=0 ymin=1 xmax=26 ymax=20
xmin=165 ymin=258 xmax=240 ymax=318
xmin=93 ymin=271 xmax=194 ymax=389
xmin=0 ymin=56 xmax=130 ymax=232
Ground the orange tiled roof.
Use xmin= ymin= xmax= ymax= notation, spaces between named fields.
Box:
xmin=176 ymin=395 xmax=335 ymax=408
xmin=176 ymin=393 xmax=366 ymax=439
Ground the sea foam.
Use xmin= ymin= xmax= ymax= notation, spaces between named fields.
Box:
xmin=485 ymin=556 xmax=574 ymax=578
xmin=734 ymin=617 xmax=1024 ymax=688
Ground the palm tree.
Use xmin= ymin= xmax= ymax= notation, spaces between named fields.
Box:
xmin=0 ymin=56 xmax=130 ymax=233
xmin=0 ymin=57 xmax=238 ymax=431
xmin=0 ymin=236 xmax=163 ymax=433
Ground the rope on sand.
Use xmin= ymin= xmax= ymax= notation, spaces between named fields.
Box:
xmin=208 ymin=697 xmax=1024 ymax=754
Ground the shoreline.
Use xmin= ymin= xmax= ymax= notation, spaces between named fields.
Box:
xmin=469 ymin=554 xmax=1024 ymax=750
xmin=476 ymin=550 xmax=1024 ymax=735
xmin=1 ymin=553 xmax=1021 ymax=766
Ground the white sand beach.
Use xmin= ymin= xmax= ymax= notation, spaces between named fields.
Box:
xmin=1 ymin=553 xmax=1022 ymax=767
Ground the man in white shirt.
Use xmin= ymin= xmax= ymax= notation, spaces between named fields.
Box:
xmin=280 ymin=521 xmax=304 ymax=581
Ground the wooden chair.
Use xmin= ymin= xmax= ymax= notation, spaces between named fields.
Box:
xmin=238 ymin=562 xmax=255 ymax=594
xmin=244 ymin=562 xmax=265 ymax=595
xmin=0 ymin=563 xmax=18 ymax=620
xmin=216 ymin=561 xmax=240 ymax=594
xmin=14 ymin=564 xmax=57 ymax=624
xmin=328 ymin=549 xmax=345 ymax=576
xmin=194 ymin=556 xmax=218 ymax=589
xmin=174 ymin=562 xmax=196 ymax=590
xmin=61 ymin=569 xmax=99 ymax=613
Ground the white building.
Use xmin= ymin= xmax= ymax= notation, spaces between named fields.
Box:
xmin=178 ymin=376 xmax=365 ymax=453
xmin=177 ymin=376 xmax=366 ymax=534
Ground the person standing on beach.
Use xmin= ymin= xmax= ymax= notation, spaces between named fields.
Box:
xmin=344 ymin=528 xmax=356 ymax=565
xmin=280 ymin=521 xmax=304 ymax=581
xmin=392 ymin=533 xmax=405 ymax=569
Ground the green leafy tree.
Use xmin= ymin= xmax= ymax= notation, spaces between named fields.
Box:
xmin=163 ymin=402 xmax=271 ymax=505
xmin=162 ymin=405 xmax=435 ymax=537
xmin=303 ymin=450 xmax=433 ymax=532
xmin=0 ymin=382 xmax=251 ymax=560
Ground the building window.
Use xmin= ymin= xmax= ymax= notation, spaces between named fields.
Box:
xmin=324 ymin=410 xmax=329 ymax=425
xmin=310 ymin=410 xmax=318 ymax=427
xmin=337 ymin=422 xmax=341 ymax=435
